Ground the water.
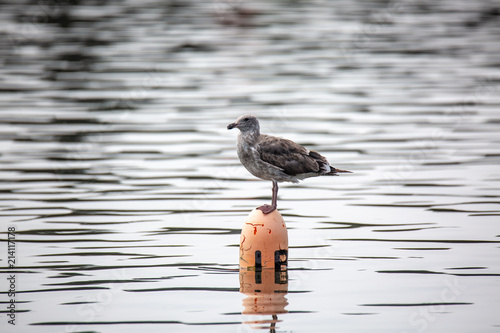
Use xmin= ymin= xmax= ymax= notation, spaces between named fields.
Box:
xmin=1 ymin=0 xmax=500 ymax=332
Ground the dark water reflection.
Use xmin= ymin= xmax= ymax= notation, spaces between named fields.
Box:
xmin=1 ymin=0 xmax=500 ymax=332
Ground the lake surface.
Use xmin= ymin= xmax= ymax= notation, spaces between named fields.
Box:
xmin=1 ymin=0 xmax=500 ymax=332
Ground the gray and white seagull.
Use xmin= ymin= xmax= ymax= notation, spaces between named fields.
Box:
xmin=227 ymin=114 xmax=351 ymax=214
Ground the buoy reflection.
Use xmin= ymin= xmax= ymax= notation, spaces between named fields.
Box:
xmin=240 ymin=268 xmax=288 ymax=332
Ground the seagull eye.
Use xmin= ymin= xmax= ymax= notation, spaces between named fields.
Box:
xmin=244 ymin=118 xmax=249 ymax=122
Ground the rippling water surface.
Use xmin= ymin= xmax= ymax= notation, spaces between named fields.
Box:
xmin=1 ymin=0 xmax=500 ymax=332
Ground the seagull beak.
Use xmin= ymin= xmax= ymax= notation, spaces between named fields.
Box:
xmin=227 ymin=122 xmax=237 ymax=130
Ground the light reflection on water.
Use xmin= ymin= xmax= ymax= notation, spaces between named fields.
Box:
xmin=1 ymin=0 xmax=500 ymax=332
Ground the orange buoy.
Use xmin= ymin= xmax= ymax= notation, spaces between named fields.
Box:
xmin=239 ymin=208 xmax=288 ymax=271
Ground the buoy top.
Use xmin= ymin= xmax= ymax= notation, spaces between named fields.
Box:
xmin=245 ymin=208 xmax=284 ymax=225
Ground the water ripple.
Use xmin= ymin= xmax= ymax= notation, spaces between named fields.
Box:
xmin=1 ymin=0 xmax=499 ymax=331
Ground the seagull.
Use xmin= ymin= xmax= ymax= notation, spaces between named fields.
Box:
xmin=227 ymin=114 xmax=351 ymax=214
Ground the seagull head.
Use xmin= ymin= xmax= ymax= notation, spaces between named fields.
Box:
xmin=227 ymin=114 xmax=260 ymax=133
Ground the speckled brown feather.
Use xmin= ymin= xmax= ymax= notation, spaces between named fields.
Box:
xmin=257 ymin=135 xmax=328 ymax=176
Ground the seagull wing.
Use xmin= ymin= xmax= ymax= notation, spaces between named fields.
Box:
xmin=256 ymin=135 xmax=328 ymax=176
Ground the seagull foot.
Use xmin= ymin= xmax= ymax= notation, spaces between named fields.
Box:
xmin=257 ymin=204 xmax=276 ymax=214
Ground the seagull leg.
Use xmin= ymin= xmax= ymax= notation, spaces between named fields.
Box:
xmin=271 ymin=180 xmax=278 ymax=208
xmin=257 ymin=180 xmax=278 ymax=214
